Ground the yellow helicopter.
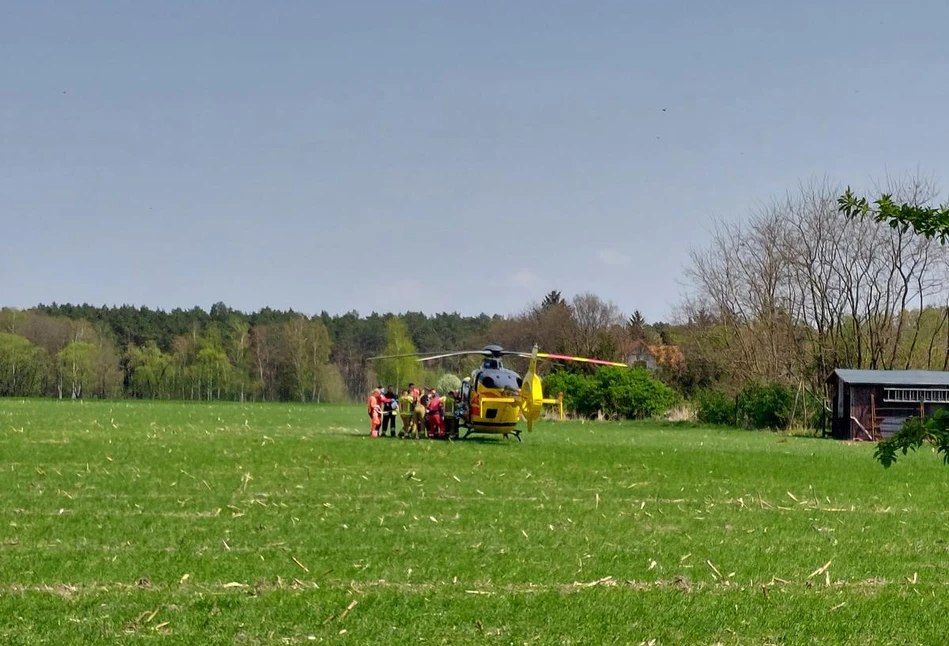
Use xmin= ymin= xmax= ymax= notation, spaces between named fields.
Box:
xmin=370 ymin=344 xmax=627 ymax=441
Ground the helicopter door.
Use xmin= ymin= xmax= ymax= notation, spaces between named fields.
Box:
xmin=460 ymin=379 xmax=472 ymax=420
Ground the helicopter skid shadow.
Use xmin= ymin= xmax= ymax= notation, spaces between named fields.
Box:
xmin=453 ymin=435 xmax=517 ymax=445
xmin=342 ymin=431 xmax=517 ymax=445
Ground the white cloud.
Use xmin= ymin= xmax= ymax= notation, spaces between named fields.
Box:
xmin=598 ymin=249 xmax=630 ymax=266
xmin=512 ymin=270 xmax=541 ymax=287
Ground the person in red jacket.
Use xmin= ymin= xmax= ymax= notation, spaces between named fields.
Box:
xmin=367 ymin=389 xmax=382 ymax=436
xmin=426 ymin=389 xmax=446 ymax=438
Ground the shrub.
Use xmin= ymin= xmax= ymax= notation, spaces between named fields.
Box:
xmin=542 ymin=367 xmax=679 ymax=420
xmin=695 ymin=389 xmax=735 ymax=425
xmin=436 ymin=373 xmax=462 ymax=394
xmin=735 ymin=383 xmax=795 ymax=429
xmin=598 ymin=367 xmax=680 ymax=419
xmin=541 ymin=371 xmax=595 ymax=415
xmin=316 ymin=364 xmax=349 ymax=403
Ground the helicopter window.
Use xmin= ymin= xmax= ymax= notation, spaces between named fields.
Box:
xmin=516 ymin=377 xmax=523 ymax=388
xmin=485 ymin=408 xmax=497 ymax=419
xmin=481 ymin=376 xmax=496 ymax=389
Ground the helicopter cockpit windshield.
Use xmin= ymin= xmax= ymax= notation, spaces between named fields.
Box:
xmin=475 ymin=368 xmax=523 ymax=392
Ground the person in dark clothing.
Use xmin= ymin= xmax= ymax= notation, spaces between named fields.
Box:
xmin=418 ymin=391 xmax=432 ymax=437
xmin=381 ymin=385 xmax=398 ymax=437
xmin=443 ymin=391 xmax=458 ymax=438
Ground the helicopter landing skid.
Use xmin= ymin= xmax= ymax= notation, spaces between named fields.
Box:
xmin=459 ymin=427 xmax=521 ymax=442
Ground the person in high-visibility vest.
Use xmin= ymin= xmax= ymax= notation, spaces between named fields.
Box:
xmin=443 ymin=391 xmax=458 ymax=438
xmin=411 ymin=391 xmax=428 ymax=439
xmin=398 ymin=389 xmax=415 ymax=438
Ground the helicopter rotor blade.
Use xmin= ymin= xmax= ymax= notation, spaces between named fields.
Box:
xmin=366 ymin=349 xmax=467 ymax=361
xmin=416 ymin=350 xmax=491 ymax=362
xmin=367 ymin=352 xmax=424 ymax=361
xmin=536 ymin=352 xmax=628 ymax=368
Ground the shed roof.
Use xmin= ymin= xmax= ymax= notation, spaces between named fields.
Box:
xmin=829 ymin=368 xmax=949 ymax=386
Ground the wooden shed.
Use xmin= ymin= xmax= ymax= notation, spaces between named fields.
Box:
xmin=826 ymin=369 xmax=949 ymax=440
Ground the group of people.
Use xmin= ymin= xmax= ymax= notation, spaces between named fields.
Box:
xmin=367 ymin=382 xmax=463 ymax=439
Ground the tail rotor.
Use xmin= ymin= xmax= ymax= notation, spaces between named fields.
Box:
xmin=519 ymin=346 xmax=627 ymax=430
xmin=519 ymin=345 xmax=546 ymax=432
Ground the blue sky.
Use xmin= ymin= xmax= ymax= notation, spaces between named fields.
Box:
xmin=3 ymin=1 xmax=948 ymax=322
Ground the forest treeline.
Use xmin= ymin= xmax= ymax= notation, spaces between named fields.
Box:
xmin=0 ymin=304 xmax=504 ymax=402
xmin=0 ymin=294 xmax=679 ymax=403
xmin=4 ymin=173 xmax=949 ymax=420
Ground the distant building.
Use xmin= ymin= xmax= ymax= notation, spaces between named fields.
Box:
xmin=623 ymin=341 xmax=682 ymax=373
xmin=826 ymin=369 xmax=949 ymax=440
xmin=624 ymin=340 xmax=658 ymax=371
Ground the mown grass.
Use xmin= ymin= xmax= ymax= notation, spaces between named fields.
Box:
xmin=0 ymin=399 xmax=948 ymax=645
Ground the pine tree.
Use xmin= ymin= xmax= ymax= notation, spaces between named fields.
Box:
xmin=541 ymin=290 xmax=566 ymax=310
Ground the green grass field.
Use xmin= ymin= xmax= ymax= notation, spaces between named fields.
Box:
xmin=1 ymin=399 xmax=948 ymax=645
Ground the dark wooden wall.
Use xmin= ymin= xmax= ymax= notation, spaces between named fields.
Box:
xmin=829 ymin=378 xmax=949 ymax=440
